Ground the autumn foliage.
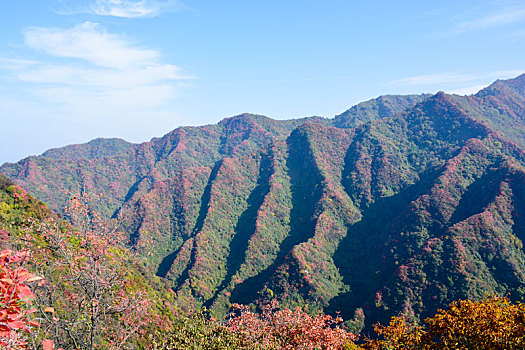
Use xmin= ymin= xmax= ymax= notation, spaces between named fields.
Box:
xmin=3 ymin=179 xmax=525 ymax=349
xmin=0 ymin=249 xmax=41 ymax=350
xmin=4 ymin=78 xmax=525 ymax=331
xmin=364 ymin=295 xmax=525 ymax=350
xmin=225 ymin=300 xmax=357 ymax=349
xmin=151 ymin=300 xmax=358 ymax=350
xmin=19 ymin=194 xmax=160 ymax=349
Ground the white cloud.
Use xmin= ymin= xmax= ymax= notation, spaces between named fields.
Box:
xmin=2 ymin=22 xmax=191 ymax=120
xmin=17 ymin=62 xmax=186 ymax=89
xmin=57 ymin=0 xmax=182 ymax=18
xmin=388 ymin=72 xmax=476 ymax=86
xmin=455 ymin=7 xmax=525 ymax=33
xmin=91 ymin=0 xmax=178 ymax=17
xmin=0 ymin=58 xmax=38 ymax=70
xmin=387 ymin=70 xmax=524 ymax=88
xmin=24 ymin=22 xmax=158 ymax=68
xmin=0 ymin=22 xmax=192 ymax=162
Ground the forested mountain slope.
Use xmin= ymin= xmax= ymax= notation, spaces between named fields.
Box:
xmin=451 ymin=73 xmax=525 ymax=148
xmin=124 ymin=90 xmax=525 ymax=332
xmin=2 ymin=75 xmax=525 ymax=332
xmin=2 ymin=114 xmax=316 ymax=218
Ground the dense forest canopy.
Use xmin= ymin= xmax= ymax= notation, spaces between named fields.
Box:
xmin=1 ymin=74 xmax=525 ymax=349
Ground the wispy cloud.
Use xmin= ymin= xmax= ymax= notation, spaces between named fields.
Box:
xmin=388 ymin=72 xmax=477 ymax=87
xmin=454 ymin=7 xmax=525 ymax=33
xmin=0 ymin=58 xmax=38 ymax=71
xmin=387 ymin=70 xmax=524 ymax=88
xmin=57 ymin=0 xmax=182 ymax=18
xmin=2 ymin=22 xmax=191 ymax=117
xmin=90 ymin=0 xmax=181 ymax=18
xmin=384 ymin=70 xmax=524 ymax=95
xmin=24 ymin=22 xmax=158 ymax=68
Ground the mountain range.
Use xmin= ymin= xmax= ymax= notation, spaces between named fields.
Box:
xmin=2 ymin=74 xmax=525 ymax=331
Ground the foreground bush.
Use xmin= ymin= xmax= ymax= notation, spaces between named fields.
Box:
xmin=0 ymin=249 xmax=42 ymax=350
xmin=225 ymin=300 xmax=357 ymax=350
xmin=151 ymin=300 xmax=358 ymax=350
xmin=364 ymin=295 xmax=525 ymax=350
xmin=150 ymin=310 xmax=243 ymax=350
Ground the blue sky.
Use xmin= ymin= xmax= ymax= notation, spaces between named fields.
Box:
xmin=1 ymin=0 xmax=524 ymax=164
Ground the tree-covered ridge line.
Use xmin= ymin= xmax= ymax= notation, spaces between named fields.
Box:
xmin=40 ymin=138 xmax=135 ymax=161
xmin=0 ymin=93 xmax=430 ymax=218
xmin=1 ymin=74 xmax=525 ymax=335
xmin=451 ymin=73 xmax=525 ymax=149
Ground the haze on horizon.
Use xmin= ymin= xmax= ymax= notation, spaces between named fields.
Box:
xmin=1 ymin=0 xmax=524 ymax=164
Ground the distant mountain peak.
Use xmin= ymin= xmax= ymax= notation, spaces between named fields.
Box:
xmin=218 ymin=113 xmax=272 ymax=127
xmin=41 ymin=137 xmax=134 ymax=160
xmin=333 ymin=93 xmax=432 ymax=128
xmin=476 ymin=73 xmax=525 ymax=98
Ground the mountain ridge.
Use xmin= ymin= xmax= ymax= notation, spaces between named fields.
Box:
xmin=2 ymin=74 xmax=525 ymax=331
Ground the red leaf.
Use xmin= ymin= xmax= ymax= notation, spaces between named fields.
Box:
xmin=17 ymin=285 xmax=35 ymax=300
xmin=42 ymin=339 xmax=55 ymax=350
xmin=8 ymin=320 xmax=25 ymax=330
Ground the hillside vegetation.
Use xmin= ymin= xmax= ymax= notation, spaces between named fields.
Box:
xmin=0 ymin=172 xmax=178 ymax=349
xmin=2 ymin=75 xmax=525 ymax=334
